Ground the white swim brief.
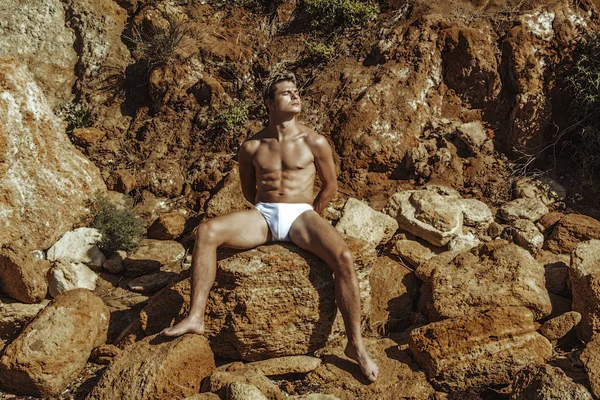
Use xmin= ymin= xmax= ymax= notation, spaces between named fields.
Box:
xmin=254 ymin=202 xmax=314 ymax=241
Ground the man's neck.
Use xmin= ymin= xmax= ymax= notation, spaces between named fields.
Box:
xmin=266 ymin=115 xmax=299 ymax=139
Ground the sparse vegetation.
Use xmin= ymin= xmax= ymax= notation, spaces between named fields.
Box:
xmin=58 ymin=103 xmax=94 ymax=133
xmin=306 ymin=41 xmax=335 ymax=62
xmin=215 ymin=100 xmax=256 ymax=132
xmin=564 ymin=33 xmax=600 ymax=179
xmin=90 ymin=194 xmax=144 ymax=255
xmin=302 ymin=0 xmax=379 ymax=35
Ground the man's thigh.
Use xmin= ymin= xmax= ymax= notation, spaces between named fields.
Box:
xmin=205 ymin=208 xmax=270 ymax=249
xmin=287 ymin=210 xmax=348 ymax=265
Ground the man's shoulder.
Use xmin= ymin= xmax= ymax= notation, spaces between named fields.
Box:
xmin=301 ymin=126 xmax=329 ymax=148
xmin=240 ymin=129 xmax=267 ymax=152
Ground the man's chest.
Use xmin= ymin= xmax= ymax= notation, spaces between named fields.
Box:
xmin=253 ymin=140 xmax=314 ymax=171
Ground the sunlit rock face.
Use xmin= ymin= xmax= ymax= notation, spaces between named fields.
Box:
xmin=0 ymin=59 xmax=106 ymax=251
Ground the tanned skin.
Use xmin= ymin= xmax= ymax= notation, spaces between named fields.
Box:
xmin=161 ymin=80 xmax=379 ymax=382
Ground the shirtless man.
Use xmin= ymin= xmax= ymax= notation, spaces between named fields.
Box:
xmin=161 ymin=72 xmax=379 ymax=382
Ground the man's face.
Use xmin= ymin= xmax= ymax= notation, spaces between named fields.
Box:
xmin=269 ymin=80 xmax=301 ymax=115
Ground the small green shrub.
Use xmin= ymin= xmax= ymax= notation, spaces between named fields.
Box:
xmin=90 ymin=195 xmax=144 ymax=255
xmin=215 ymin=100 xmax=255 ymax=132
xmin=306 ymin=41 xmax=335 ymax=62
xmin=303 ymin=0 xmax=379 ymax=35
xmin=57 ymin=103 xmax=93 ymax=133
xmin=565 ymin=33 xmax=600 ymax=179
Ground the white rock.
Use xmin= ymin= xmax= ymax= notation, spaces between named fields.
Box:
xmin=227 ymin=382 xmax=268 ymax=400
xmin=457 ymin=121 xmax=488 ymax=153
xmin=385 ymin=190 xmax=463 ymax=247
xmin=513 ymin=219 xmax=544 ymax=254
xmin=335 ymin=198 xmax=398 ymax=245
xmin=499 ymin=198 xmax=549 ymax=223
xmin=47 ymin=228 xmax=106 ymax=271
xmin=48 ymin=260 xmax=98 ymax=297
xmin=514 ymin=177 xmax=565 ymax=206
xmin=448 ymin=232 xmax=480 ymax=252
xmin=459 ymin=198 xmax=494 ymax=229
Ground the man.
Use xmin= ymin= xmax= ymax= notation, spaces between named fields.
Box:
xmin=161 ymin=72 xmax=379 ymax=382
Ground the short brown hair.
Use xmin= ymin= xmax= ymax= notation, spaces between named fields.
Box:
xmin=262 ymin=72 xmax=297 ymax=107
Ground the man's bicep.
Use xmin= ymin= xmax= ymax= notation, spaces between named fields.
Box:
xmin=313 ymin=137 xmax=337 ymax=185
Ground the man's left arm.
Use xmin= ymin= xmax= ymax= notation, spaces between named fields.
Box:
xmin=310 ymin=134 xmax=338 ymax=214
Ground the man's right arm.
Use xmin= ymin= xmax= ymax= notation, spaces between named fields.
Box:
xmin=238 ymin=140 xmax=258 ymax=204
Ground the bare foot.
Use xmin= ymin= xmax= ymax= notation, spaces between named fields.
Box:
xmin=160 ymin=315 xmax=205 ymax=337
xmin=345 ymin=342 xmax=379 ymax=383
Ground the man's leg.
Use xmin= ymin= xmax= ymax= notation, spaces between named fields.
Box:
xmin=288 ymin=211 xmax=379 ymax=382
xmin=161 ymin=209 xmax=270 ymax=336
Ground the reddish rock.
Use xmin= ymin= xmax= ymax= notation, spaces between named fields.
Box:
xmin=0 ymin=289 xmax=109 ymax=396
xmin=0 ymin=59 xmax=106 ymax=250
xmin=147 ymin=211 xmax=186 ymax=240
xmin=409 ymin=307 xmax=552 ymax=391
xmin=205 ymin=166 xmax=251 ymax=218
xmin=88 ymin=334 xmax=215 ymax=400
xmin=0 ymin=244 xmax=49 ymax=303
xmin=201 ymin=367 xmax=283 ymax=400
xmin=71 ymin=127 xmax=105 ymax=146
xmin=581 ymin=336 xmax=600 ymax=399
xmin=0 ymin=298 xmax=48 ymax=346
xmin=106 ymin=169 xmax=136 ymax=194
xmin=540 ymin=311 xmax=581 ymax=341
xmin=123 ymin=239 xmax=185 ymax=274
xmin=510 ymin=364 xmax=592 ymax=400
xmin=546 ymin=214 xmax=600 ymax=254
xmin=537 ymin=212 xmax=563 ymax=233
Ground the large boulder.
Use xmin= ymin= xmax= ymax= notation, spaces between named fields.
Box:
xmin=123 ymin=239 xmax=185 ymax=274
xmin=47 ymin=259 xmax=98 ymax=297
xmin=581 ymin=336 xmax=600 ymax=399
xmin=46 ymin=227 xmax=106 ymax=270
xmin=427 ymin=241 xmax=551 ymax=320
xmin=304 ymin=338 xmax=435 ymax=400
xmin=0 ymin=59 xmax=106 ymax=251
xmin=498 ymin=198 xmax=549 ymax=223
xmin=205 ymin=167 xmax=251 ymax=218
xmin=88 ymin=334 xmax=215 ymax=400
xmin=546 ymin=214 xmax=600 ymax=254
xmin=385 ymin=190 xmax=463 ymax=247
xmin=408 ymin=307 xmax=552 ymax=391
xmin=335 ymin=198 xmax=398 ymax=246
xmin=569 ymin=240 xmax=600 ymax=341
xmin=510 ymin=364 xmax=592 ymax=400
xmin=0 ymin=298 xmax=48 ymax=349
xmin=0 ymin=1 xmax=76 ymax=106
xmin=118 ymin=238 xmax=376 ymax=361
xmin=0 ymin=289 xmax=109 ymax=396
xmin=0 ymin=244 xmax=49 ymax=303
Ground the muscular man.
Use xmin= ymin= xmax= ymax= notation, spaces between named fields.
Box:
xmin=161 ymin=72 xmax=379 ymax=382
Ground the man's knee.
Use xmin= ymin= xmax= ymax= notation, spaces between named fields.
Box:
xmin=196 ymin=220 xmax=221 ymax=245
xmin=334 ymin=248 xmax=354 ymax=275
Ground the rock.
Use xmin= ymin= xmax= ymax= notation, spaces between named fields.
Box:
xmin=0 ymin=298 xmax=48 ymax=346
xmin=512 ymin=219 xmax=544 ymax=254
xmin=456 ymin=122 xmax=489 ymax=153
xmin=447 ymin=231 xmax=480 ymax=252
xmin=368 ymin=256 xmax=419 ymax=332
xmin=147 ymin=211 xmax=186 ymax=240
xmin=205 ymin=166 xmax=251 ymax=218
xmin=0 ymin=1 xmax=76 ymax=106
xmin=201 ymin=367 xmax=284 ymax=400
xmin=287 ymin=395 xmax=340 ymax=400
xmin=117 ymin=238 xmax=375 ymax=361
xmin=536 ymin=250 xmax=570 ymax=295
xmin=71 ymin=127 xmax=105 ymax=147
xmin=428 ymin=241 xmax=551 ymax=320
xmin=126 ymin=270 xmax=180 ymax=294
xmin=390 ymin=238 xmax=435 ymax=268
xmin=304 ymin=338 xmax=434 ymax=400
xmin=140 ymin=158 xmax=186 ymax=198
xmin=408 ymin=307 xmax=552 ymax=391
xmin=0 ymin=59 xmax=106 ymax=251
xmin=90 ymin=344 xmax=121 ymax=365
xmin=510 ymin=364 xmax=592 ymax=400
xmin=134 ymin=194 xmax=174 ymax=228
xmin=106 ymin=170 xmax=136 ymax=194
xmin=103 ymin=250 xmax=126 ymax=273
xmin=385 ymin=190 xmax=463 ymax=247
xmin=0 ymin=244 xmax=49 ymax=303
xmin=569 ymin=240 xmax=600 ymax=341
xmin=540 ymin=312 xmax=582 ymax=341
xmin=0 ymin=289 xmax=109 ymax=396
xmin=185 ymin=394 xmax=221 ymax=400
xmin=580 ymin=337 xmax=600 ymax=399
xmin=46 ymin=227 xmax=106 ymax=270
xmin=415 ymin=250 xmax=461 ymax=283
xmin=548 ymin=293 xmax=572 ymax=320
xmin=537 ymin=212 xmax=563 ymax=233
xmin=546 ymin=214 xmax=600 ymax=253
xmin=123 ymin=239 xmax=185 ymax=274
xmin=514 ymin=177 xmax=564 ymax=206
xmin=458 ymin=198 xmax=493 ymax=229
xmin=499 ymin=198 xmax=549 ymax=223
xmin=488 ymin=221 xmax=504 ymax=238
xmin=246 ymin=356 xmax=322 ymax=376
xmin=48 ymin=259 xmax=98 ymax=298
xmin=227 ymin=382 xmax=268 ymax=400
xmin=335 ymin=198 xmax=398 ymax=245
xmin=88 ymin=334 xmax=215 ymax=400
